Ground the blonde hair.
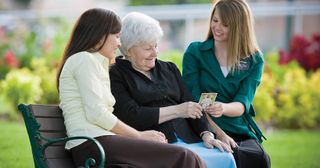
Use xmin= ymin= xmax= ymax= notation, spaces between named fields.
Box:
xmin=207 ymin=0 xmax=260 ymax=71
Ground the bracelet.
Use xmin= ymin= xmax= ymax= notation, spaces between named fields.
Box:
xmin=200 ymin=131 xmax=214 ymax=139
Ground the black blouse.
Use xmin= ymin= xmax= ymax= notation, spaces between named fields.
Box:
xmin=110 ymin=56 xmax=209 ymax=143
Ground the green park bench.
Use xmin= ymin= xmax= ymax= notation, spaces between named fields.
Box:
xmin=18 ymin=104 xmax=105 ymax=168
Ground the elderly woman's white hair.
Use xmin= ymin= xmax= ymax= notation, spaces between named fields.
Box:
xmin=120 ymin=12 xmax=163 ymax=56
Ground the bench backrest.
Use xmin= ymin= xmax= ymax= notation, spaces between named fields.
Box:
xmin=18 ymin=104 xmax=75 ymax=168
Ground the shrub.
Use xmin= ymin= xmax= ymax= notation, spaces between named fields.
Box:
xmin=0 ymin=68 xmax=42 ymax=119
xmin=309 ymin=70 xmax=320 ymax=123
xmin=253 ymin=73 xmax=277 ymax=124
xmin=30 ymin=58 xmax=59 ymax=104
xmin=254 ymin=51 xmax=319 ymax=129
xmin=274 ymin=68 xmax=317 ymax=128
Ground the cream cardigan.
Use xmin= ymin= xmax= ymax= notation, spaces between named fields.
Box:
xmin=59 ymin=51 xmax=118 ymax=149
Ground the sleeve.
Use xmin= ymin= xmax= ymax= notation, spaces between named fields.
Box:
xmin=110 ymin=67 xmax=160 ymax=130
xmin=182 ymin=43 xmax=202 ymax=102
xmin=74 ymin=56 xmax=118 ymax=130
xmin=233 ymin=52 xmax=264 ymax=116
xmin=170 ymin=62 xmax=209 ymax=135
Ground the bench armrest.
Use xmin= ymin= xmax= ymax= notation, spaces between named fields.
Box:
xmin=41 ymin=135 xmax=105 ymax=168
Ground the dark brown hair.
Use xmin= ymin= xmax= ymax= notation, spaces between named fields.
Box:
xmin=56 ymin=8 xmax=121 ymax=89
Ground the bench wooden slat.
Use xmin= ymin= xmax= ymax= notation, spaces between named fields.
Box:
xmin=37 ymin=118 xmax=66 ymax=131
xmin=44 ymin=146 xmax=72 ymax=159
xmin=30 ymin=104 xmax=63 ymax=117
xmin=40 ymin=132 xmax=67 ymax=139
xmin=45 ymin=159 xmax=75 ymax=168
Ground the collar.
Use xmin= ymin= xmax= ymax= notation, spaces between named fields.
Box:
xmin=199 ymin=38 xmax=214 ymax=51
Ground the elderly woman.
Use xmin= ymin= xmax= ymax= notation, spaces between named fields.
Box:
xmin=110 ymin=12 xmax=237 ymax=168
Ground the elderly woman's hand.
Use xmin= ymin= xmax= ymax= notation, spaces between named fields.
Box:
xmin=175 ymin=102 xmax=203 ymax=119
xmin=216 ymin=131 xmax=238 ymax=149
xmin=202 ymin=132 xmax=233 ymax=153
xmin=138 ymin=130 xmax=168 ymax=143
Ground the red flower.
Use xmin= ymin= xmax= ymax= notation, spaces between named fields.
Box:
xmin=279 ymin=49 xmax=291 ymax=65
xmin=279 ymin=34 xmax=320 ymax=71
xmin=4 ymin=50 xmax=19 ymax=68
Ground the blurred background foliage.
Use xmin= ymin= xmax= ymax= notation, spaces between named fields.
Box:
xmin=0 ymin=18 xmax=69 ymax=119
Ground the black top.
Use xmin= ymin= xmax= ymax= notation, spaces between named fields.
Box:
xmin=110 ymin=56 xmax=209 ymax=143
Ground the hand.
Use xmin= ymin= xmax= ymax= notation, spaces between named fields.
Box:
xmin=202 ymin=132 xmax=233 ymax=153
xmin=216 ymin=132 xmax=238 ymax=149
xmin=138 ymin=130 xmax=168 ymax=143
xmin=175 ymin=101 xmax=202 ymax=119
xmin=204 ymin=102 xmax=224 ymax=118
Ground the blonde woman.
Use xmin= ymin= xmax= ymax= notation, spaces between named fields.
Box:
xmin=182 ymin=0 xmax=271 ymax=168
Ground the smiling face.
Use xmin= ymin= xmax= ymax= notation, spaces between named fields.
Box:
xmin=126 ymin=42 xmax=158 ymax=72
xmin=211 ymin=10 xmax=230 ymax=43
xmin=98 ymin=33 xmax=121 ymax=60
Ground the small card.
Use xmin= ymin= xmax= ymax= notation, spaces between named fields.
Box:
xmin=198 ymin=93 xmax=218 ymax=110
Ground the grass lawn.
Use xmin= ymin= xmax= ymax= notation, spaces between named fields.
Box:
xmin=0 ymin=120 xmax=319 ymax=168
xmin=263 ymin=130 xmax=320 ymax=168
xmin=0 ymin=120 xmax=33 ymax=168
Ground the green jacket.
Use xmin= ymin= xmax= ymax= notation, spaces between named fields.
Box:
xmin=182 ymin=38 xmax=266 ymax=142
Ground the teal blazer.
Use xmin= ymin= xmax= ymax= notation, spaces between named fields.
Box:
xmin=182 ymin=38 xmax=266 ymax=142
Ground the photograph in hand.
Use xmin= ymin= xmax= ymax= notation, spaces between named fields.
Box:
xmin=198 ymin=93 xmax=218 ymax=110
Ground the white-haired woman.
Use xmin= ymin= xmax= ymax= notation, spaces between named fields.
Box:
xmin=110 ymin=12 xmax=237 ymax=168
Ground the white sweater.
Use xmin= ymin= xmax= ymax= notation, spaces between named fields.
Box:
xmin=59 ymin=51 xmax=118 ymax=149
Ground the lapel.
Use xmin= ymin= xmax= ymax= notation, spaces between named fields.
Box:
xmin=199 ymin=39 xmax=230 ymax=83
xmin=199 ymin=39 xmax=236 ymax=101
xmin=199 ymin=39 xmax=252 ymax=82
